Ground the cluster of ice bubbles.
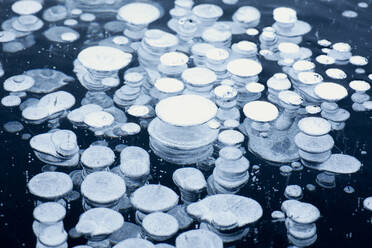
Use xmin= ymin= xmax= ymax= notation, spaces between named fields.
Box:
xmin=0 ymin=0 xmax=372 ymax=247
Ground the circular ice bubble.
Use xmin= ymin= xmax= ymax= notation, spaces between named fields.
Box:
xmin=81 ymin=171 xmax=126 ymax=204
xmin=64 ymin=19 xmax=78 ymax=27
xmin=343 ymin=186 xmax=355 ymax=194
xmin=358 ymin=2 xmax=368 ymax=8
xmin=44 ymin=26 xmax=80 ymax=43
xmin=12 ymin=0 xmax=42 ymax=15
xmin=325 ymin=68 xmax=347 ymax=80
xmin=315 ymin=55 xmax=335 ymax=65
xmin=218 ymin=130 xmax=244 ymax=146
xmin=214 ymin=85 xmax=237 ymax=100
xmin=71 ymin=8 xmax=82 ymax=16
xmin=223 ymin=119 xmax=240 ymax=129
xmin=267 ymin=73 xmax=291 ymax=91
xmin=314 ymin=82 xmax=348 ymax=101
xmin=80 ymin=13 xmax=96 ymax=22
xmin=173 ymin=167 xmax=206 ymax=192
xmin=81 ymin=145 xmax=115 ymax=169
xmin=349 ymin=55 xmax=368 ymax=66
xmin=297 ymin=72 xmax=323 ymax=86
xmin=78 ymin=46 xmax=132 ymax=72
xmin=155 ymin=78 xmax=184 ymax=94
xmin=176 ymin=229 xmax=223 ymax=248
xmin=192 ymin=4 xmax=223 ymax=19
xmin=206 ymin=47 xmax=229 ymax=62
xmin=298 ymin=117 xmax=331 ymax=136
xmin=245 ymin=82 xmax=265 ymax=93
xmin=278 ymin=42 xmax=300 ymax=58
xmin=333 ymin=42 xmax=351 ymax=52
xmin=281 ymin=200 xmax=320 ymax=224
xmin=0 ymin=31 xmax=16 ymax=43
xmin=104 ymin=21 xmax=126 ymax=34
xmin=246 ymin=28 xmax=259 ymax=36
xmin=1 ymin=95 xmax=21 ymax=107
xmin=101 ymin=77 xmax=119 ymax=87
xmin=120 ymin=146 xmax=150 ymax=178
xmin=342 ymin=10 xmax=358 ymax=18
xmin=118 ymin=2 xmax=161 ymax=25
xmin=84 ymin=111 xmax=114 ymax=128
xmin=227 ymin=58 xmax=262 ymax=77
xmin=114 ymin=238 xmax=155 ymax=248
xmin=160 ymin=52 xmax=188 ymax=67
xmin=305 ymin=105 xmax=321 ymax=115
xmin=232 ymin=6 xmax=260 ymax=27
xmin=271 ymin=210 xmax=285 ymax=219
xmin=3 ymin=121 xmax=24 ymax=133
xmin=284 ymin=185 xmax=303 ymax=199
xmin=113 ymin=36 xmax=129 ymax=45
xmin=76 ymin=207 xmax=124 ymax=237
xmin=349 ymin=80 xmax=370 ymax=92
xmin=120 ymin=123 xmax=141 ymax=135
xmin=243 ymin=101 xmax=279 ymax=122
xmin=22 ymin=106 xmax=49 ymax=121
xmin=273 ymin=7 xmax=297 ymax=24
xmin=182 ymin=67 xmax=217 ymax=86
xmin=131 ymin=184 xmax=179 ymax=213
xmin=33 ymin=202 xmax=66 ymax=223
xmin=363 ymin=197 xmax=372 ymax=211
xmin=12 ymin=15 xmax=43 ymax=32
xmin=280 ymin=165 xmax=293 ymax=175
xmin=191 ymin=43 xmax=215 ymax=57
xmin=127 ymin=105 xmax=150 ymax=118
xmin=3 ymin=75 xmax=34 ymax=92
xmin=292 ymin=60 xmax=315 ymax=72
xmin=142 ymin=212 xmax=179 ymax=241
xmin=43 ymin=5 xmax=68 ymax=22
xmin=278 ymin=90 xmax=303 ymax=106
xmin=39 ymin=225 xmax=68 ymax=247
xmin=28 ymin=172 xmax=73 ymax=200
xmin=317 ymin=39 xmax=331 ymax=47
xmin=155 ymin=95 xmax=217 ymax=127
xmin=61 ymin=32 xmax=79 ymax=42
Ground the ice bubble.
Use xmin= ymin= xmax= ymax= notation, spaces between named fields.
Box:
xmin=142 ymin=212 xmax=179 ymax=241
xmin=12 ymin=1 xmax=42 ymax=15
xmin=176 ymin=229 xmax=223 ymax=248
xmin=38 ymin=224 xmax=68 ymax=247
xmin=131 ymin=184 xmax=179 ymax=213
xmin=43 ymin=5 xmax=68 ymax=22
xmin=342 ymin=10 xmax=358 ymax=18
xmin=325 ymin=68 xmax=347 ymax=79
xmin=12 ymin=15 xmax=43 ymax=32
xmin=3 ymin=121 xmax=24 ymax=133
xmin=1 ymin=95 xmax=21 ymax=107
xmin=68 ymin=104 xmax=103 ymax=125
xmin=284 ymin=185 xmax=303 ymax=199
xmin=25 ymin=69 xmax=74 ymax=93
xmin=315 ymin=54 xmax=335 ymax=65
xmin=114 ymin=238 xmax=155 ymax=248
xmin=44 ymin=26 xmax=80 ymax=43
xmin=81 ymin=171 xmax=126 ymax=206
xmin=28 ymin=172 xmax=73 ymax=200
xmin=349 ymin=55 xmax=368 ymax=66
xmin=75 ymin=207 xmax=124 ymax=237
xmin=363 ymin=197 xmax=372 ymax=211
xmin=3 ymin=75 xmax=34 ymax=92
xmin=84 ymin=111 xmax=114 ymax=128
